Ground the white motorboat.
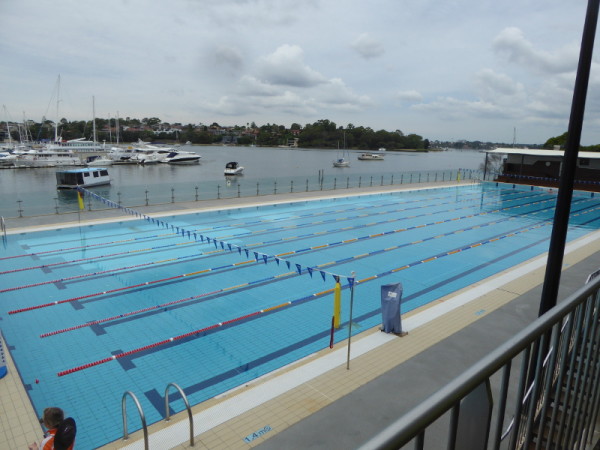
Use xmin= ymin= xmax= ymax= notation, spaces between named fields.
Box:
xmin=162 ymin=151 xmax=201 ymax=165
xmin=224 ymin=161 xmax=244 ymax=175
xmin=56 ymin=167 xmax=110 ymax=189
xmin=358 ymin=152 xmax=385 ymax=161
xmin=0 ymin=151 xmax=16 ymax=167
xmin=14 ymin=149 xmax=82 ymax=167
xmin=86 ymin=155 xmax=113 ymax=166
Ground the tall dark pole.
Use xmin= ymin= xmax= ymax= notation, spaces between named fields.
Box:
xmin=538 ymin=0 xmax=600 ymax=316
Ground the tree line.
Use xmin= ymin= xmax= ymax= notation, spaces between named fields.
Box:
xmin=8 ymin=117 xmax=428 ymax=150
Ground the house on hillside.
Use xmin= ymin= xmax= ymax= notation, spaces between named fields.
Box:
xmin=486 ymin=147 xmax=600 ymax=192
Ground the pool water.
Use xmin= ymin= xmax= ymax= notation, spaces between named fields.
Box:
xmin=1 ymin=182 xmax=600 ymax=449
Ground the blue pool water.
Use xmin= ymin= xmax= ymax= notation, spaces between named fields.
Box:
xmin=2 ymin=182 xmax=600 ymax=448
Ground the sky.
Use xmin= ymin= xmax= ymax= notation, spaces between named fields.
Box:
xmin=1 ymin=0 xmax=600 ymax=145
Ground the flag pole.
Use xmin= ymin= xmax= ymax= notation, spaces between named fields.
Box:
xmin=346 ymin=271 xmax=356 ymax=370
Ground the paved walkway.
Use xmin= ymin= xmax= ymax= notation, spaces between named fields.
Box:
xmin=2 ymin=181 xmax=598 ymax=449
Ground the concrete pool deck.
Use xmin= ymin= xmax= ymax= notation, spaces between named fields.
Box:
xmin=2 ymin=180 xmax=599 ymax=449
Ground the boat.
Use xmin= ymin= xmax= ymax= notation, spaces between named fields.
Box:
xmin=85 ymin=155 xmax=113 ymax=166
xmin=0 ymin=151 xmax=16 ymax=167
xmin=378 ymin=147 xmax=386 ymax=152
xmin=45 ymin=137 xmax=106 ymax=155
xmin=333 ymin=157 xmax=350 ymax=167
xmin=162 ymin=150 xmax=201 ymax=165
xmin=14 ymin=149 xmax=82 ymax=167
xmin=358 ymin=152 xmax=385 ymax=161
xmin=224 ymin=161 xmax=244 ymax=175
xmin=333 ymin=132 xmax=350 ymax=167
xmin=56 ymin=167 xmax=110 ymax=189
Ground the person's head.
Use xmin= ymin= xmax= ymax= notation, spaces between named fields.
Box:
xmin=40 ymin=407 xmax=64 ymax=429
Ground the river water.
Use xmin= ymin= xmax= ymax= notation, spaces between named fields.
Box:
xmin=0 ymin=146 xmax=485 ymax=217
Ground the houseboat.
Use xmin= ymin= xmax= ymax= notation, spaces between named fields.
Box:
xmin=56 ymin=167 xmax=111 ymax=189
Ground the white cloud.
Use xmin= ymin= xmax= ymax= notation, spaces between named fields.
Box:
xmin=351 ymin=33 xmax=385 ymax=59
xmin=493 ymin=27 xmax=579 ymax=74
xmin=257 ymin=44 xmax=327 ymax=87
xmin=396 ymin=90 xmax=423 ymax=103
xmin=474 ymin=69 xmax=526 ymax=104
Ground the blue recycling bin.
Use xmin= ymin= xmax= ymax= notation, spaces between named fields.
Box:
xmin=0 ymin=334 xmax=7 ymax=379
xmin=380 ymin=282 xmax=403 ymax=333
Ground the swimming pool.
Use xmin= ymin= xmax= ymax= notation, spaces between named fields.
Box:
xmin=2 ymin=182 xmax=600 ymax=449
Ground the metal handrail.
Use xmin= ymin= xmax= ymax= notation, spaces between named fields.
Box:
xmin=122 ymin=391 xmax=148 ymax=450
xmin=165 ymin=382 xmax=194 ymax=446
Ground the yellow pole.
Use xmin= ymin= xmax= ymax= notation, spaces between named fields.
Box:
xmin=77 ymin=190 xmax=84 ymax=210
xmin=333 ymin=280 xmax=341 ymax=328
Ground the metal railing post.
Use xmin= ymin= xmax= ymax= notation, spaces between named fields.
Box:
xmin=165 ymin=382 xmax=194 ymax=446
xmin=122 ymin=391 xmax=148 ymax=449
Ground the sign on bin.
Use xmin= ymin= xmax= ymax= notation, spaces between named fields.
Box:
xmin=380 ymin=282 xmax=404 ymax=334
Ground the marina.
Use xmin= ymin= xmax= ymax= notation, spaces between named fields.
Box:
xmin=0 ymin=146 xmax=485 ymax=218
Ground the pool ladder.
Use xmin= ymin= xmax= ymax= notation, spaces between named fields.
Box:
xmin=1 ymin=216 xmax=5 ymax=239
xmin=122 ymin=382 xmax=194 ymax=448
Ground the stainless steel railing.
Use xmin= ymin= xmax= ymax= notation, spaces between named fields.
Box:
xmin=121 ymin=381 xmax=195 ymax=448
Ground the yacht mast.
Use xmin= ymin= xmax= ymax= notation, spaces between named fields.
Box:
xmin=3 ymin=105 xmax=13 ymax=147
xmin=54 ymin=75 xmax=61 ymax=143
xmin=92 ymin=96 xmax=97 ymax=143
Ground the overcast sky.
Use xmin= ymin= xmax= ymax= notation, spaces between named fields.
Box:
xmin=1 ymin=0 xmax=599 ymax=145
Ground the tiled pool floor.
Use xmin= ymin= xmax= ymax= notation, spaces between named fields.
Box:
xmin=2 ymin=181 xmax=599 ymax=449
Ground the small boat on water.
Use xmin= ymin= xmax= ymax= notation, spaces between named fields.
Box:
xmin=224 ymin=161 xmax=244 ymax=175
xmin=333 ymin=157 xmax=350 ymax=167
xmin=163 ymin=151 xmax=201 ymax=165
xmin=358 ymin=152 xmax=385 ymax=161
xmin=56 ymin=167 xmax=111 ymax=189
xmin=333 ymin=132 xmax=351 ymax=167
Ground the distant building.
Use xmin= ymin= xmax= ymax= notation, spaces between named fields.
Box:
xmin=487 ymin=147 xmax=600 ymax=192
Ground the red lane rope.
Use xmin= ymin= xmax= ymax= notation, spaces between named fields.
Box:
xmin=0 ymin=241 xmax=196 ymax=275
xmin=40 ymin=289 xmax=223 ymax=337
xmin=57 ymin=311 xmax=263 ymax=376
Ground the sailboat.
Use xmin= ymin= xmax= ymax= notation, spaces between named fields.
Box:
xmin=333 ymin=132 xmax=350 ymax=167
